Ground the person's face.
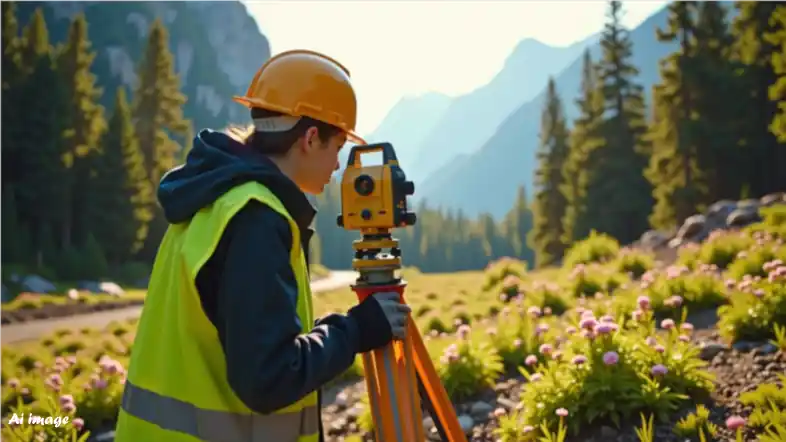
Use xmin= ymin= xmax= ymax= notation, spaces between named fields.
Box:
xmin=295 ymin=126 xmax=346 ymax=195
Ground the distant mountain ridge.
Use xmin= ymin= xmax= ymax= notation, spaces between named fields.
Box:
xmin=417 ymin=4 xmax=676 ymax=219
xmin=404 ymin=34 xmax=600 ymax=185
xmin=15 ymin=1 xmax=270 ymax=131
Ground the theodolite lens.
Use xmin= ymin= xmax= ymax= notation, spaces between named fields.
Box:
xmin=354 ymin=175 xmax=374 ymax=196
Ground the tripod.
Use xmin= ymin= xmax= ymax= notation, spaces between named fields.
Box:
xmin=349 ymin=230 xmax=467 ymax=442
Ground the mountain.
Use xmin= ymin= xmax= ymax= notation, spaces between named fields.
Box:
xmin=417 ymin=4 xmax=676 ymax=219
xmin=338 ymin=92 xmax=452 ymax=173
xmin=14 ymin=1 xmax=270 ymax=132
xmin=404 ymin=35 xmax=600 ymax=185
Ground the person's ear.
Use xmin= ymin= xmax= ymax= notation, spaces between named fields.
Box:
xmin=303 ymin=127 xmax=320 ymax=153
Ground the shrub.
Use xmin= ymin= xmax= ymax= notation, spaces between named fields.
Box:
xmin=514 ymin=303 xmax=713 ymax=437
xmin=694 ymin=231 xmax=753 ymax=269
xmin=565 ymin=264 xmax=627 ymax=298
xmin=563 ymin=231 xmax=620 ymax=269
xmin=726 ymin=243 xmax=786 ymax=281
xmin=717 ymin=275 xmax=786 ymax=343
xmin=637 ymin=266 xmax=728 ymax=318
xmin=487 ymin=306 xmax=555 ymax=373
xmin=483 ymin=258 xmax=528 ymax=292
xmin=738 ymin=374 xmax=786 ymax=430
xmin=673 ymin=405 xmax=719 ymax=440
xmin=613 ymin=249 xmax=655 ymax=279
xmin=745 ymin=204 xmax=786 ymax=239
xmin=437 ymin=326 xmax=503 ymax=402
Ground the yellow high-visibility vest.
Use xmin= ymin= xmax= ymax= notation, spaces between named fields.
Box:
xmin=114 ymin=181 xmax=318 ymax=442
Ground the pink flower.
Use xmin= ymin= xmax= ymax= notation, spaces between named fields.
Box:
xmin=529 ymin=373 xmax=542 ymax=382
xmin=645 ymin=336 xmax=658 ymax=346
xmin=493 ymin=407 xmax=506 ymax=418
xmin=678 ymin=335 xmax=690 ymax=342
xmin=535 ymin=323 xmax=550 ymax=335
xmin=7 ymin=378 xmax=20 ymax=389
xmin=726 ymin=415 xmax=745 ymax=430
xmin=539 ymin=344 xmax=553 ymax=356
xmin=525 ymin=355 xmax=538 ymax=366
xmin=599 ymin=315 xmax=614 ymax=323
xmin=527 ymin=306 xmax=542 ymax=317
xmin=632 ymin=309 xmax=643 ymax=321
xmin=572 ymin=355 xmax=587 ymax=366
xmin=72 ymin=418 xmax=84 ymax=431
xmin=579 ymin=318 xmax=598 ymax=330
xmin=651 ymin=364 xmax=668 ymax=376
xmin=595 ymin=323 xmax=613 ymax=335
xmin=61 ymin=402 xmax=76 ymax=413
xmin=59 ymin=394 xmax=74 ymax=406
xmin=512 ymin=338 xmax=522 ymax=348
xmin=661 ymin=319 xmax=675 ymax=330
xmin=457 ymin=324 xmax=471 ymax=340
xmin=654 ymin=345 xmax=666 ymax=353
xmin=680 ymin=322 xmax=694 ymax=332
xmin=602 ymin=351 xmax=619 ymax=366
xmin=565 ymin=326 xmax=577 ymax=335
xmin=556 ymin=408 xmax=568 ymax=417
xmin=637 ymin=295 xmax=651 ymax=310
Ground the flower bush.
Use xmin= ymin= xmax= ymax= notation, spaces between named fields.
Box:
xmin=506 ymin=298 xmax=714 ymax=437
xmin=1 ymin=323 xmax=132 ymax=438
xmin=436 ymin=325 xmax=503 ymax=402
xmin=717 ymin=270 xmax=786 ymax=342
xmin=482 ymin=257 xmax=528 ymax=292
xmin=562 ymin=231 xmax=620 ymax=269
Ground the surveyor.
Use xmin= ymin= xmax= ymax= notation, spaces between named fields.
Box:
xmin=114 ymin=49 xmax=411 ymax=442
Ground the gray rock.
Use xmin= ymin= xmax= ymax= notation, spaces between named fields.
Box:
xmin=600 ymin=425 xmax=618 ymax=439
xmin=457 ymin=415 xmax=474 ymax=434
xmin=639 ymin=230 xmax=669 ymax=249
xmin=705 ymin=200 xmax=738 ymax=228
xmin=1 ymin=284 xmax=12 ymax=303
xmin=761 ymin=192 xmax=786 ymax=207
xmin=20 ymin=275 xmax=56 ymax=293
xmin=77 ymin=281 xmax=125 ymax=296
xmin=676 ymin=214 xmax=707 ymax=241
xmin=469 ymin=401 xmax=494 ymax=420
xmin=92 ymin=431 xmax=115 ymax=442
xmin=732 ymin=340 xmax=756 ymax=352
xmin=700 ymin=342 xmax=729 ymax=361
xmin=727 ymin=207 xmax=761 ymax=228
xmin=757 ymin=343 xmax=778 ymax=355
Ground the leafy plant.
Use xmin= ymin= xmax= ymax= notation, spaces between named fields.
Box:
xmin=634 ymin=413 xmax=655 ymax=442
xmin=437 ymin=332 xmax=503 ymax=402
xmin=673 ymin=405 xmax=719 ymax=440
xmin=562 ymin=231 xmax=621 ymax=269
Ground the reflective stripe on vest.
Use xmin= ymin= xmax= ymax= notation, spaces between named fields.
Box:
xmin=121 ymin=380 xmax=319 ymax=442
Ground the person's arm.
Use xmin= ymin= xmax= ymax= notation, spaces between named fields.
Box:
xmin=214 ymin=201 xmax=391 ymax=414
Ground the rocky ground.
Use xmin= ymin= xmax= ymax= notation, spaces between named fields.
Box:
xmin=319 ymin=314 xmax=786 ymax=442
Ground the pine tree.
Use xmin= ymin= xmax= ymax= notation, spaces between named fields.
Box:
xmin=579 ymin=0 xmax=653 ymax=243
xmin=528 ymin=78 xmax=570 ymax=268
xmin=57 ymin=12 xmax=107 ymax=249
xmin=133 ymin=18 xmax=192 ymax=260
xmin=731 ymin=2 xmax=785 ymax=197
xmin=503 ymin=185 xmax=535 ymax=265
xmin=13 ymin=8 xmax=70 ymax=268
xmin=562 ymin=49 xmax=605 ymax=243
xmin=765 ymin=5 xmax=786 ymax=144
xmin=646 ymin=1 xmax=707 ymax=229
xmin=2 ymin=2 xmax=23 ymax=192
xmin=92 ymin=87 xmax=154 ymax=264
xmin=693 ymin=2 xmax=746 ymax=202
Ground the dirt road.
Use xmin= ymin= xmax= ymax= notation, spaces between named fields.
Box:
xmin=1 ymin=271 xmax=358 ymax=345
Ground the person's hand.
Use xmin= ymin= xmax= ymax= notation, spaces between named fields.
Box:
xmin=371 ymin=292 xmax=411 ymax=339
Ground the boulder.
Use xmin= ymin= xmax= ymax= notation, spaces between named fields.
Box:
xmin=20 ymin=275 xmax=56 ymax=294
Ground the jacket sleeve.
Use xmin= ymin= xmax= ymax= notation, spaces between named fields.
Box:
xmin=214 ymin=200 xmax=361 ymax=414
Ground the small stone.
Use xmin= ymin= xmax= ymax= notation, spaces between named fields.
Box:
xmin=496 ymin=397 xmax=518 ymax=410
xmin=757 ymin=343 xmax=778 ymax=355
xmin=457 ymin=415 xmax=474 ymax=434
xmin=600 ymin=425 xmax=618 ymax=439
xmin=732 ymin=341 xmax=755 ymax=352
xmin=700 ymin=342 xmax=729 ymax=361
xmin=469 ymin=401 xmax=494 ymax=419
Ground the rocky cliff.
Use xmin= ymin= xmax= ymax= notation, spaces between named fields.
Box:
xmin=15 ymin=1 xmax=270 ymax=131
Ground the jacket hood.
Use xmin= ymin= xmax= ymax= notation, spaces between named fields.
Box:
xmin=157 ymin=129 xmax=316 ymax=227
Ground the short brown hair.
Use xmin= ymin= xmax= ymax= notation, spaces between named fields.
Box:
xmin=227 ymin=108 xmax=343 ymax=156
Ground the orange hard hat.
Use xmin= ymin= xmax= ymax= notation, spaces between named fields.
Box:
xmin=233 ymin=49 xmax=366 ymax=144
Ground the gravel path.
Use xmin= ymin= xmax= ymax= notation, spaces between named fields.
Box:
xmin=1 ymin=271 xmax=358 ymax=345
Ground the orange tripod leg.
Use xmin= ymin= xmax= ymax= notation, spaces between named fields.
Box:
xmin=353 ymin=283 xmax=467 ymax=442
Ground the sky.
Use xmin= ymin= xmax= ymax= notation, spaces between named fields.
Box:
xmin=244 ymin=1 xmax=670 ymax=137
